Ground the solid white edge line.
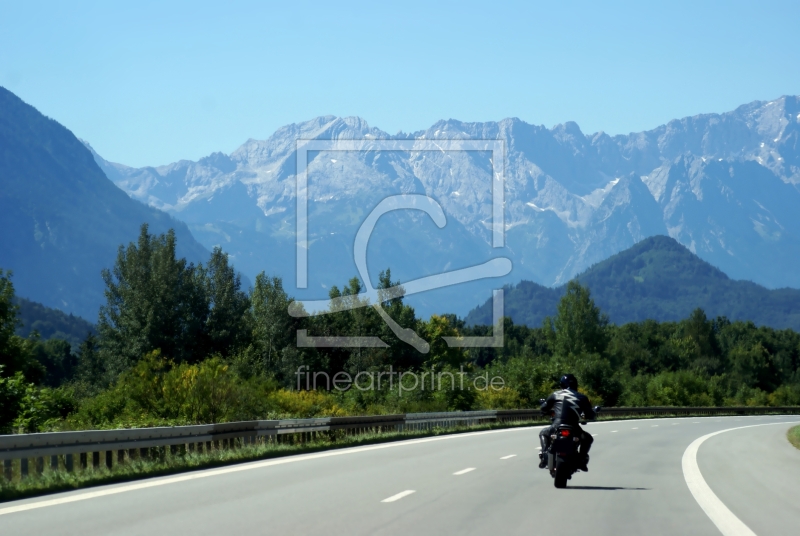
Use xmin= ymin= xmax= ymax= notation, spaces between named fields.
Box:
xmin=682 ymin=420 xmax=800 ymax=536
xmin=453 ymin=468 xmax=476 ymax=475
xmin=0 ymin=425 xmax=539 ymax=516
xmin=500 ymin=454 xmax=516 ymax=459
xmin=381 ymin=490 xmax=416 ymax=503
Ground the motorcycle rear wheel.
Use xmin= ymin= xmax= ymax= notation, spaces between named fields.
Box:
xmin=554 ymin=457 xmax=569 ymax=488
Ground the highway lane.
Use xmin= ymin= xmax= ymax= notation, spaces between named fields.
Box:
xmin=1 ymin=415 xmax=798 ymax=535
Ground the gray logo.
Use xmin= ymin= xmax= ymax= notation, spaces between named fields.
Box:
xmin=290 ymin=139 xmax=510 ymax=352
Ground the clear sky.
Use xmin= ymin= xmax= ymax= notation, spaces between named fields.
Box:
xmin=2 ymin=0 xmax=799 ymax=167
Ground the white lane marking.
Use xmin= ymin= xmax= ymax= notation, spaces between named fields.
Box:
xmin=682 ymin=420 xmax=800 ymax=536
xmin=0 ymin=426 xmax=541 ymax=517
xmin=500 ymin=454 xmax=516 ymax=459
xmin=673 ymin=423 xmax=680 ymax=426
xmin=611 ymin=430 xmax=618 ymax=433
xmin=536 ymin=446 xmax=542 ymax=450
xmin=453 ymin=468 xmax=476 ymax=475
xmin=693 ymin=422 xmax=700 ymax=423
xmin=631 ymin=427 xmax=638 ymax=430
xmin=382 ymin=490 xmax=416 ymax=503
xmin=652 ymin=425 xmax=659 ymax=427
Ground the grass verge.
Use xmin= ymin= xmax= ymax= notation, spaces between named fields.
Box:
xmin=788 ymin=425 xmax=800 ymax=450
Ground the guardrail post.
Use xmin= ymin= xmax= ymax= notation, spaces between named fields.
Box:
xmin=66 ymin=454 xmax=74 ymax=472
xmin=80 ymin=452 xmax=87 ymax=469
xmin=92 ymin=452 xmax=100 ymax=469
xmin=105 ymin=451 xmax=113 ymax=470
xmin=35 ymin=457 xmax=44 ymax=475
xmin=20 ymin=458 xmax=28 ymax=479
xmin=50 ymin=455 xmax=58 ymax=471
xmin=118 ymin=450 xmax=124 ymax=464
xmin=3 ymin=460 xmax=11 ymax=481
xmin=140 ymin=448 xmax=149 ymax=459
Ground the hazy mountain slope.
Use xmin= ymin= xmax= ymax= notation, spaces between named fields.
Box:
xmin=91 ymin=96 xmax=800 ymax=317
xmin=14 ymin=297 xmax=95 ymax=348
xmin=465 ymin=236 xmax=800 ymax=330
xmin=0 ymin=87 xmax=210 ymax=320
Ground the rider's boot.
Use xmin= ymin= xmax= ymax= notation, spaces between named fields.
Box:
xmin=577 ymin=454 xmax=589 ymax=472
xmin=538 ymin=452 xmax=547 ymax=469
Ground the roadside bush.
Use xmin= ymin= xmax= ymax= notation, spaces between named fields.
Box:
xmin=475 ymin=387 xmax=524 ymax=409
xmin=67 ymin=351 xmax=279 ymax=428
xmin=620 ymin=370 xmax=722 ymax=407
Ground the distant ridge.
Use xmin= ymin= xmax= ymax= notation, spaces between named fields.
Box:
xmin=465 ymin=236 xmax=800 ymax=330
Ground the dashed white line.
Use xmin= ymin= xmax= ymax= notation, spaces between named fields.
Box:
xmin=500 ymin=454 xmax=516 ymax=460
xmin=382 ymin=490 xmax=416 ymax=503
xmin=453 ymin=468 xmax=476 ymax=475
xmin=652 ymin=425 xmax=659 ymax=427
xmin=631 ymin=427 xmax=638 ymax=430
xmin=611 ymin=430 xmax=618 ymax=433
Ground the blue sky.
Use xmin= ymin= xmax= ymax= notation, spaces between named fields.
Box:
xmin=2 ymin=0 xmax=799 ymax=167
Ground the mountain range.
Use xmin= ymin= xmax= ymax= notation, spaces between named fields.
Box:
xmin=465 ymin=235 xmax=800 ymax=331
xmin=89 ymin=96 xmax=800 ymax=317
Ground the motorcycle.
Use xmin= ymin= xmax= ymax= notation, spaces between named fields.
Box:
xmin=540 ymin=402 xmax=602 ymax=488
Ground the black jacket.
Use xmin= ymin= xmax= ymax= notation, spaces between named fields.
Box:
xmin=540 ymin=388 xmax=596 ymax=427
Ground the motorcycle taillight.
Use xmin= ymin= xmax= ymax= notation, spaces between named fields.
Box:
xmin=559 ymin=429 xmax=571 ymax=437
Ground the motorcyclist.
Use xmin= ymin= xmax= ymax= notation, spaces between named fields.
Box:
xmin=538 ymin=374 xmax=596 ymax=471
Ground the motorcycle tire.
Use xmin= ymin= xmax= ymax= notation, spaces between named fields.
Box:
xmin=554 ymin=457 xmax=569 ymax=488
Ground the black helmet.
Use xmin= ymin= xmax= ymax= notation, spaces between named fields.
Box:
xmin=560 ymin=374 xmax=578 ymax=390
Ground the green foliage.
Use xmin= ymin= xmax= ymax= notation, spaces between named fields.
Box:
xmin=29 ymin=338 xmax=78 ymax=387
xmin=0 ymin=369 xmax=28 ymax=433
xmin=98 ymin=225 xmax=208 ymax=377
xmin=619 ymin=371 xmax=723 ymax=407
xmin=0 ymin=270 xmax=46 ymax=383
xmin=0 ymin=366 xmax=76 ymax=433
xmin=96 ymin=226 xmax=253 ymax=386
xmin=546 ymin=280 xmax=609 ymax=357
xmin=68 ymin=351 xmax=277 ymax=428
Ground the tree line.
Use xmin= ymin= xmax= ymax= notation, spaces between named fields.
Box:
xmin=2 ymin=225 xmax=799 ymax=433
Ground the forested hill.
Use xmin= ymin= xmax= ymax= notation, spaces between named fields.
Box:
xmin=14 ymin=297 xmax=95 ymax=348
xmin=465 ymin=235 xmax=800 ymax=330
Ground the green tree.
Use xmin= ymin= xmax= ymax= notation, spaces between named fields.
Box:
xmin=546 ymin=280 xmax=609 ymax=357
xmin=200 ymin=247 xmax=250 ymax=357
xmin=0 ymin=270 xmax=44 ymax=383
xmin=248 ymin=273 xmax=293 ymax=372
xmin=98 ymin=224 xmax=207 ymax=377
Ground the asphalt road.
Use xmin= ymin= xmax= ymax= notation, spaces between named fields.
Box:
xmin=1 ymin=415 xmax=798 ymax=535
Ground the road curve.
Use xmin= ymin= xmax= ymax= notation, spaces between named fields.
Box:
xmin=1 ymin=415 xmax=798 ymax=535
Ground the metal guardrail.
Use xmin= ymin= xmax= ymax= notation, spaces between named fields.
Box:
xmin=1 ymin=406 xmax=798 ymax=479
